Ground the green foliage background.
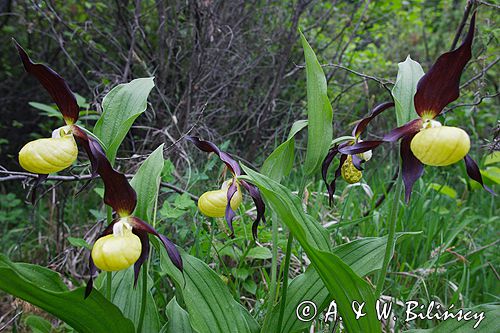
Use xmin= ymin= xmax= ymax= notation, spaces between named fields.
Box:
xmin=0 ymin=0 xmax=498 ymax=332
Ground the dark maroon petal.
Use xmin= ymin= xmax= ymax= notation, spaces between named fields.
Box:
xmin=73 ymin=126 xmax=136 ymax=216
xmin=332 ymin=154 xmax=347 ymax=205
xmin=324 ymin=154 xmax=347 ymax=206
xmin=352 ymin=102 xmax=395 ymax=137
xmin=322 ymin=147 xmax=339 ymax=206
xmin=240 ymin=180 xmax=266 ymax=240
xmin=351 ymin=154 xmax=364 ymax=171
xmin=133 ymin=230 xmax=150 ymax=287
xmin=339 ymin=141 xmax=383 ymax=155
xmin=464 ymin=155 xmax=496 ymax=195
xmin=186 ymin=136 xmax=242 ymax=176
xmin=414 ymin=13 xmax=476 ymax=118
xmin=382 ymin=119 xmax=422 ymax=142
xmin=30 ymin=174 xmax=48 ymax=205
xmin=13 ymin=39 xmax=79 ymax=124
xmin=401 ymin=134 xmax=424 ymax=203
xmin=158 ymin=234 xmax=183 ymax=272
xmin=99 ymin=164 xmax=137 ymax=217
xmin=129 ymin=217 xmax=183 ymax=271
xmin=72 ymin=126 xmax=104 ymax=178
xmin=224 ymin=179 xmax=238 ymax=238
xmin=84 ymin=255 xmax=98 ymax=299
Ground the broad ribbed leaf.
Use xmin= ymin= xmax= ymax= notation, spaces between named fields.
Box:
xmin=242 ymin=166 xmax=381 ymax=332
xmin=162 ymin=297 xmax=194 ymax=333
xmin=392 ymin=55 xmax=424 ymax=126
xmin=24 ymin=315 xmax=52 ymax=333
xmin=130 ymin=144 xmax=165 ymax=221
xmin=0 ymin=255 xmax=134 ymax=333
xmin=159 ymin=248 xmax=259 ymax=333
xmin=300 ymin=31 xmax=333 ymax=175
xmin=261 ymin=120 xmax=307 ymax=183
xmin=263 ymin=233 xmax=417 ymax=333
xmin=98 ymin=268 xmax=160 ymax=333
xmin=405 ymin=304 xmax=498 ymax=332
xmin=94 ymin=77 xmax=155 ymax=162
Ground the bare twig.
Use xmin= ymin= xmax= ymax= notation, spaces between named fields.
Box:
xmin=0 ymin=169 xmax=199 ymax=201
xmin=444 ymin=91 xmax=499 ymax=113
xmin=325 ymin=64 xmax=394 ymax=95
xmin=460 ymin=56 xmax=500 ymax=89
xmin=450 ymin=0 xmax=476 ymax=51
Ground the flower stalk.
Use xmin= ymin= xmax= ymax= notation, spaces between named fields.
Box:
xmin=375 ymin=165 xmax=403 ymax=298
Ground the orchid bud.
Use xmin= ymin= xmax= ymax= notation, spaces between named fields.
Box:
xmin=91 ymin=219 xmax=142 ymax=272
xmin=198 ymin=179 xmax=243 ymax=218
xmin=410 ymin=126 xmax=470 ymax=166
xmin=18 ymin=126 xmax=78 ymax=174
xmin=341 ymin=155 xmax=362 ymax=184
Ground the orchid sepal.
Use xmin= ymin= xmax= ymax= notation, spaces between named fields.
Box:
xmin=14 ymin=39 xmax=80 ymax=125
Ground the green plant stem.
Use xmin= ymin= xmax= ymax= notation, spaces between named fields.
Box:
xmin=276 ymin=232 xmax=294 ymax=332
xmin=136 ymin=261 xmax=148 ymax=333
xmin=276 ymin=177 xmax=306 ymax=332
xmin=106 ymin=206 xmax=113 ymax=300
xmin=137 ymin=193 xmax=158 ymax=333
xmin=106 ymin=273 xmax=112 ymax=300
xmin=269 ymin=212 xmax=279 ymax=306
xmin=375 ymin=169 xmax=403 ymax=298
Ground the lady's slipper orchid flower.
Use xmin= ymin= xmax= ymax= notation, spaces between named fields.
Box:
xmin=198 ymin=179 xmax=243 ymax=218
xmin=14 ymin=41 xmax=103 ymax=183
xmin=186 ymin=136 xmax=265 ymax=239
xmin=322 ymin=102 xmax=395 ymax=205
xmin=85 ymin=145 xmax=183 ymax=297
xmin=340 ymin=14 xmax=494 ymax=201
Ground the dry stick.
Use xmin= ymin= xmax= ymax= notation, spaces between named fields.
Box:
xmin=325 ymin=64 xmax=393 ymax=95
xmin=459 ymin=56 xmax=500 ymax=90
xmin=0 ymin=169 xmax=199 ymax=201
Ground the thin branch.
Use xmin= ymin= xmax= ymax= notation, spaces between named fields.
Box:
xmin=444 ymin=91 xmax=499 ymax=113
xmin=450 ymin=0 xmax=476 ymax=51
xmin=460 ymin=56 xmax=500 ymax=89
xmin=478 ymin=0 xmax=500 ymax=10
xmin=0 ymin=169 xmax=199 ymax=201
xmin=324 ymin=63 xmax=394 ymax=95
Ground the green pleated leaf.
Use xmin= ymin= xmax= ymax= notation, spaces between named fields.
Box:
xmin=0 ymin=255 xmax=134 ymax=333
xmin=162 ymin=297 xmax=194 ymax=333
xmin=261 ymin=120 xmax=307 ymax=183
xmin=159 ymin=248 xmax=260 ymax=333
xmin=300 ymin=31 xmax=333 ymax=176
xmin=130 ymin=144 xmax=165 ymax=221
xmin=97 ymin=268 xmax=160 ymax=333
xmin=242 ymin=166 xmax=381 ymax=333
xmin=392 ymin=55 xmax=424 ymax=126
xmin=94 ymin=77 xmax=155 ymax=163
xmin=24 ymin=315 xmax=52 ymax=333
xmin=263 ymin=233 xmax=418 ymax=333
xmin=405 ymin=304 xmax=499 ymax=332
